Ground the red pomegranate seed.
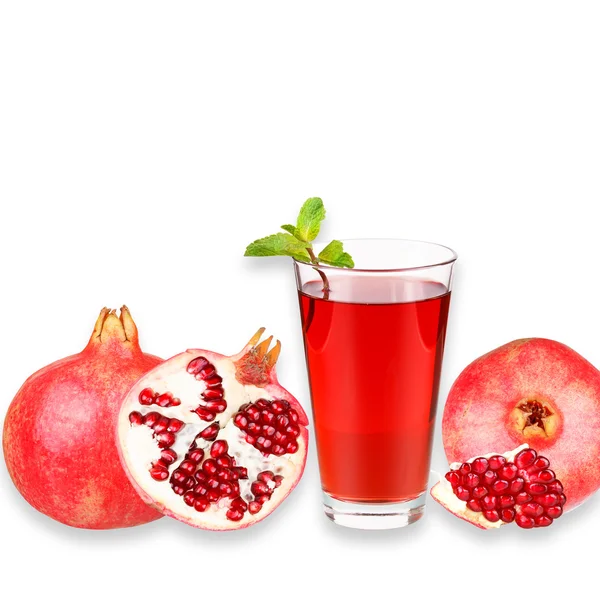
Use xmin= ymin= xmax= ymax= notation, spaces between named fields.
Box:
xmin=204 ymin=375 xmax=223 ymax=388
xmin=216 ymin=455 xmax=232 ymax=468
xmin=289 ymin=409 xmax=299 ymax=423
xmin=270 ymin=400 xmax=289 ymax=414
xmin=202 ymin=459 xmax=218 ymax=475
xmin=150 ymin=466 xmax=169 ymax=481
xmin=285 ymin=425 xmax=300 ymax=437
xmin=492 ymin=479 xmax=509 ymax=494
xmin=514 ymin=448 xmax=537 ymax=469
xmin=522 ymin=502 xmax=544 ymax=518
xmin=248 ymin=501 xmax=262 ymax=514
xmin=483 ymin=470 xmax=497 ymax=486
xmin=207 ymin=490 xmax=220 ymax=503
xmin=547 ymin=481 xmax=564 ymax=493
xmin=210 ymin=440 xmax=228 ymax=458
xmin=455 ymin=486 xmax=470 ymax=501
xmin=161 ymin=448 xmax=178 ymax=464
xmin=488 ymin=455 xmax=506 ymax=471
xmin=498 ymin=495 xmax=515 ymax=509
xmin=183 ymin=491 xmax=196 ymax=507
xmin=179 ymin=460 xmax=197 ymax=475
xmin=509 ymin=478 xmax=525 ymax=494
xmin=467 ymin=499 xmax=482 ymax=512
xmin=472 ymin=486 xmax=488 ymax=499
xmin=515 ymin=514 xmax=535 ymax=529
xmin=199 ymin=423 xmax=220 ymax=441
xmin=205 ymin=399 xmax=227 ymax=413
xmin=483 ymin=510 xmax=500 ymax=522
xmin=499 ymin=464 xmax=518 ymax=481
xmin=546 ymin=505 xmax=563 ymax=519
xmin=187 ymin=449 xmax=205 ymax=463
xmin=129 ymin=411 xmax=144 ymax=425
xmin=172 ymin=485 xmax=187 ymax=495
xmin=220 ymin=483 xmax=233 ymax=496
xmin=246 ymin=406 xmax=261 ymax=421
xmin=233 ymin=466 xmax=248 ymax=479
xmin=226 ymin=508 xmax=244 ymax=522
xmin=234 ymin=414 xmax=248 ymax=429
xmin=501 ymin=508 xmax=516 ymax=523
xmin=230 ymin=497 xmax=248 ymax=511
xmin=194 ymin=406 xmax=216 ymax=422
xmin=527 ymin=483 xmax=547 ymax=495
xmin=251 ymin=481 xmax=270 ymax=496
xmin=533 ymin=469 xmax=556 ymax=483
xmin=535 ymin=515 xmax=553 ymax=527
xmin=560 ymin=493 xmax=567 ymax=505
xmin=157 ymin=392 xmax=180 ymax=407
xmin=144 ymin=412 xmax=161 ymax=427
xmin=531 ymin=456 xmax=550 ymax=471
xmin=255 ymin=494 xmax=270 ymax=505
xmin=261 ymin=410 xmax=275 ymax=424
xmin=157 ymin=432 xmax=176 ymax=448
xmin=194 ymin=497 xmax=209 ymax=512
xmin=273 ymin=475 xmax=283 ymax=487
xmin=153 ymin=416 xmax=170 ymax=434
xmin=258 ymin=471 xmax=274 ymax=483
xmin=538 ymin=493 xmax=560 ymax=508
xmin=187 ymin=356 xmax=209 ymax=376
xmin=167 ymin=419 xmax=184 ymax=433
xmin=194 ymin=484 xmax=208 ymax=496
xmin=272 ymin=445 xmax=285 ymax=456
xmin=263 ymin=425 xmax=277 ymax=438
xmin=139 ymin=388 xmax=156 ymax=405
xmin=276 ymin=415 xmax=289 ymax=429
xmin=516 ymin=492 xmax=532 ymax=505
xmin=471 ymin=457 xmax=489 ymax=474
xmin=464 ymin=473 xmax=480 ymax=489
xmin=199 ymin=365 xmax=216 ymax=379
xmin=481 ymin=495 xmax=497 ymax=511
xmin=203 ymin=388 xmax=224 ymax=400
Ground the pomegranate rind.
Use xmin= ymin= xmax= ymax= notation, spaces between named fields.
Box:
xmin=117 ymin=340 xmax=309 ymax=531
xmin=430 ymin=445 xmax=529 ymax=530
xmin=443 ymin=338 xmax=600 ymax=510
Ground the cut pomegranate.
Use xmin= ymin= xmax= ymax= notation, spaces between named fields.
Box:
xmin=431 ymin=445 xmax=567 ymax=529
xmin=117 ymin=329 xmax=309 ymax=531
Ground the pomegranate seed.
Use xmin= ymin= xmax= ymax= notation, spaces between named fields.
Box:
xmin=251 ymin=481 xmax=270 ymax=496
xmin=560 ymin=493 xmax=567 ymax=505
xmin=161 ymin=448 xmax=178 ymax=464
xmin=498 ymin=495 xmax=515 ymax=509
xmin=285 ymin=425 xmax=300 ymax=437
xmin=501 ymin=508 xmax=516 ymax=523
xmin=204 ymin=375 xmax=223 ymax=388
xmin=194 ymin=497 xmax=209 ymax=512
xmin=203 ymin=388 xmax=224 ymax=400
xmin=522 ymin=502 xmax=544 ymax=518
xmin=537 ymin=493 xmax=559 ymax=508
xmin=532 ymin=456 xmax=550 ymax=471
xmin=514 ymin=448 xmax=537 ymax=469
xmin=467 ymin=499 xmax=482 ymax=512
xmin=471 ymin=458 xmax=489 ymax=474
xmin=183 ymin=491 xmax=196 ymax=506
xmin=187 ymin=449 xmax=205 ymax=463
xmin=247 ymin=422 xmax=261 ymax=435
xmin=533 ymin=469 xmax=556 ymax=483
xmin=535 ymin=515 xmax=552 ymax=527
xmin=216 ymin=455 xmax=232 ymax=468
xmin=218 ymin=469 xmax=232 ymax=481
xmin=488 ymin=455 xmax=506 ymax=471
xmin=516 ymin=492 xmax=533 ymax=504
xmin=207 ymin=490 xmax=220 ymax=503
xmin=220 ymin=483 xmax=233 ymax=496
xmin=263 ymin=425 xmax=277 ymax=437
xmin=273 ymin=475 xmax=283 ymax=487
xmin=129 ymin=411 xmax=144 ymax=425
xmin=527 ymin=483 xmax=548 ymax=495
xmin=144 ymin=412 xmax=161 ymax=427
xmin=205 ymin=399 xmax=227 ymax=413
xmin=546 ymin=505 xmax=563 ymax=519
xmin=276 ymin=415 xmax=289 ymax=429
xmin=481 ymin=495 xmax=497 ymax=511
xmin=202 ymin=459 xmax=218 ymax=475
xmin=483 ymin=470 xmax=497 ymax=486
xmin=233 ymin=466 xmax=248 ymax=479
xmin=187 ymin=356 xmax=209 ymax=375
xmin=499 ymin=464 xmax=518 ymax=481
xmin=194 ymin=482 xmax=208 ymax=494
xmin=455 ymin=486 xmax=470 ymax=501
xmin=199 ymin=365 xmax=216 ymax=379
xmin=255 ymin=494 xmax=270 ymax=505
xmin=157 ymin=432 xmax=176 ymax=448
xmin=153 ymin=416 xmax=170 ymax=434
xmin=150 ymin=466 xmax=169 ymax=481
xmin=167 ymin=419 xmax=184 ymax=433
xmin=172 ymin=485 xmax=187 ymax=495
xmin=515 ymin=514 xmax=535 ymax=529
xmin=199 ymin=423 xmax=220 ymax=440
xmin=194 ymin=407 xmax=216 ymax=422
xmin=492 ymin=479 xmax=509 ymax=494
xmin=289 ymin=409 xmax=299 ymax=423
xmin=157 ymin=392 xmax=179 ymax=407
xmin=286 ymin=440 xmax=299 ymax=454
xmin=261 ymin=410 xmax=275 ymax=424
xmin=195 ymin=471 xmax=207 ymax=483
xmin=226 ymin=508 xmax=244 ymax=522
xmin=171 ymin=470 xmax=188 ymax=484
xmin=139 ymin=388 xmax=156 ymax=405
xmin=272 ymin=445 xmax=285 ymax=456
xmin=210 ymin=440 xmax=228 ymax=458
xmin=248 ymin=501 xmax=262 ymax=514
xmin=464 ymin=473 xmax=480 ymax=489
xmin=483 ymin=510 xmax=500 ymax=522
xmin=179 ymin=460 xmax=197 ymax=475
xmin=270 ymin=400 xmax=289 ymax=414
xmin=258 ymin=471 xmax=274 ymax=483
xmin=230 ymin=497 xmax=248 ymax=511
xmin=246 ymin=406 xmax=261 ymax=421
xmin=246 ymin=435 xmax=256 ymax=445
xmin=472 ymin=486 xmax=488 ymax=499
xmin=509 ymin=478 xmax=525 ymax=494
xmin=547 ymin=481 xmax=564 ymax=493
xmin=234 ymin=414 xmax=248 ymax=429
xmin=256 ymin=399 xmax=269 ymax=408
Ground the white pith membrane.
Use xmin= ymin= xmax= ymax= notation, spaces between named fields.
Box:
xmin=431 ymin=445 xmax=529 ymax=529
xmin=117 ymin=348 xmax=306 ymax=530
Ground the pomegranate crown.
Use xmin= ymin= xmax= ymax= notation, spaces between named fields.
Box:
xmin=234 ymin=328 xmax=281 ymax=387
xmin=86 ymin=306 xmax=140 ymax=352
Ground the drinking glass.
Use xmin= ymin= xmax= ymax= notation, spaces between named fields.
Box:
xmin=294 ymin=239 xmax=457 ymax=529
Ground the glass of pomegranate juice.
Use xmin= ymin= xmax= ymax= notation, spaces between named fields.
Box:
xmin=294 ymin=239 xmax=457 ymax=529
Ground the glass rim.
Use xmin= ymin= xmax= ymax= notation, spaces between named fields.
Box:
xmin=293 ymin=237 xmax=458 ymax=273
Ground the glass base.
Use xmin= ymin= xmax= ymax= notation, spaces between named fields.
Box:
xmin=322 ymin=492 xmax=426 ymax=530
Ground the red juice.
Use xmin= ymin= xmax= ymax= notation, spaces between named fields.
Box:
xmin=299 ymin=276 xmax=451 ymax=503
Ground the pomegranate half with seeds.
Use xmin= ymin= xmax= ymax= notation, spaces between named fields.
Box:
xmin=431 ymin=445 xmax=567 ymax=529
xmin=117 ymin=329 xmax=309 ymax=530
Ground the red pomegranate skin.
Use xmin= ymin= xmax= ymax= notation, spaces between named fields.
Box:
xmin=443 ymin=338 xmax=600 ymax=510
xmin=3 ymin=307 xmax=163 ymax=529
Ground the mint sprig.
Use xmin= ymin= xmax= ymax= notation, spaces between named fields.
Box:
xmin=244 ymin=197 xmax=354 ymax=299
xmin=244 ymin=198 xmax=354 ymax=269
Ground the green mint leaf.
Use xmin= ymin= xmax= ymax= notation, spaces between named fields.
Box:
xmin=318 ymin=240 xmax=355 ymax=268
xmin=295 ymin=197 xmax=326 ymax=242
xmin=280 ymin=224 xmax=299 ymax=237
xmin=244 ymin=233 xmax=311 ymax=262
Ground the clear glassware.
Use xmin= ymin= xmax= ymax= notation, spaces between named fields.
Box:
xmin=294 ymin=239 xmax=457 ymax=529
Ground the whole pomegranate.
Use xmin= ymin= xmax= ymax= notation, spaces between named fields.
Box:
xmin=117 ymin=328 xmax=309 ymax=530
xmin=440 ymin=338 xmax=600 ymax=519
xmin=3 ymin=307 xmax=163 ymax=529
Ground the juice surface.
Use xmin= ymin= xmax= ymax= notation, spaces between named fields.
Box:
xmin=299 ymin=276 xmax=450 ymax=502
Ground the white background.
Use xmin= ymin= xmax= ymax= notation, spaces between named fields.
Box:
xmin=1 ymin=1 xmax=599 ymax=597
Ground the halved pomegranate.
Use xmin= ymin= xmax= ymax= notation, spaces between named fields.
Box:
xmin=431 ymin=445 xmax=567 ymax=529
xmin=117 ymin=329 xmax=308 ymax=530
